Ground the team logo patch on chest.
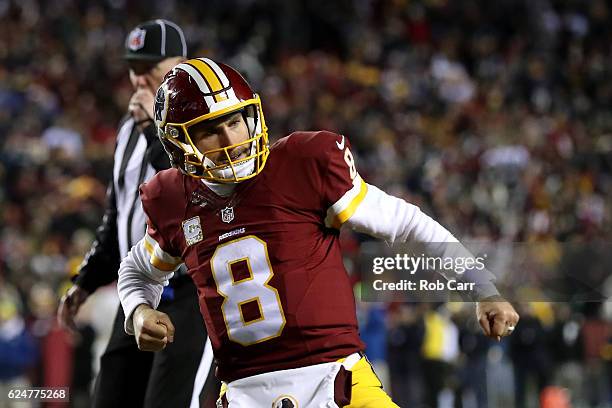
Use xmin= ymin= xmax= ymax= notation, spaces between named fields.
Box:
xmin=182 ymin=216 xmax=203 ymax=246
xmin=221 ymin=206 xmax=235 ymax=223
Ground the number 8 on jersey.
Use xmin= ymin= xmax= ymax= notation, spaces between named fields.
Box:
xmin=210 ymin=236 xmax=286 ymax=346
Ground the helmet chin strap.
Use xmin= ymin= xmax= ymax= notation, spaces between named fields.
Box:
xmin=205 ymin=157 xmax=256 ymax=181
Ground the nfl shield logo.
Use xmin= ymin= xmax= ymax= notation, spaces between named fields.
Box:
xmin=221 ymin=207 xmax=234 ymax=223
xmin=182 ymin=216 xmax=203 ymax=246
xmin=127 ymin=27 xmax=146 ymax=51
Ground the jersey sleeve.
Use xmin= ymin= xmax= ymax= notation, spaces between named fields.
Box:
xmin=139 ymin=173 xmax=183 ymax=261
xmin=137 ymin=181 xmax=184 ymax=280
xmin=309 ymin=133 xmax=500 ymax=301
xmin=309 ymin=132 xmax=369 ymax=229
xmin=117 ymin=174 xmax=185 ymax=335
xmin=118 ymin=227 xmax=183 ymax=335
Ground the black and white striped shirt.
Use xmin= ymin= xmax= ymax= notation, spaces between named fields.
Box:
xmin=75 ymin=116 xmax=168 ymax=292
xmin=113 ymin=117 xmax=157 ymax=257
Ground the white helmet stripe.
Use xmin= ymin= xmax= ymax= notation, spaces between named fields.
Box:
xmin=198 ymin=58 xmax=229 ymax=87
xmin=198 ymin=58 xmax=237 ymax=100
xmin=175 ymin=63 xmax=216 ymax=107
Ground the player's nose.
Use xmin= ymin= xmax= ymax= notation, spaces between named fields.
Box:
xmin=220 ymin=126 xmax=242 ymax=147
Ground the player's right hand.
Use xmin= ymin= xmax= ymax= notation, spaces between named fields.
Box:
xmin=57 ymin=285 xmax=89 ymax=333
xmin=133 ymin=304 xmax=175 ymax=352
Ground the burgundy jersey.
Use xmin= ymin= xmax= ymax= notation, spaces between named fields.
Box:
xmin=140 ymin=131 xmax=364 ymax=381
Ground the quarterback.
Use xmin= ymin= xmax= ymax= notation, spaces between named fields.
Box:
xmin=117 ymin=58 xmax=519 ymax=407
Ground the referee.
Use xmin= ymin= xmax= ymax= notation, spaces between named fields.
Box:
xmin=57 ymin=20 xmax=218 ymax=408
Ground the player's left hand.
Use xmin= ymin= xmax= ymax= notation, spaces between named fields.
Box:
xmin=476 ymin=295 xmax=519 ymax=341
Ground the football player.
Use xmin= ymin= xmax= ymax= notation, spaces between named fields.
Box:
xmin=117 ymin=58 xmax=519 ymax=407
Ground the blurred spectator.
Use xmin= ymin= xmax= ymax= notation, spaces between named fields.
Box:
xmin=387 ymin=303 xmax=425 ymax=407
xmin=549 ymin=303 xmax=584 ymax=404
xmin=0 ymin=277 xmax=38 ymax=405
xmin=509 ymin=304 xmax=553 ymax=408
xmin=28 ymin=283 xmax=73 ymax=395
xmin=581 ymin=303 xmax=611 ymax=407
xmin=455 ymin=304 xmax=491 ymax=408
xmin=421 ymin=304 xmax=460 ymax=408
xmin=357 ymin=295 xmax=390 ymax=391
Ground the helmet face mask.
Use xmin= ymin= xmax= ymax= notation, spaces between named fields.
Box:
xmin=154 ymin=58 xmax=269 ymax=183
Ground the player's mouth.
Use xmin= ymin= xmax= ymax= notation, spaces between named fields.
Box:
xmin=217 ymin=148 xmax=248 ymax=165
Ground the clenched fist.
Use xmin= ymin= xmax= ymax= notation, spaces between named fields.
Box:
xmin=476 ymin=295 xmax=520 ymax=341
xmin=133 ymin=304 xmax=175 ymax=352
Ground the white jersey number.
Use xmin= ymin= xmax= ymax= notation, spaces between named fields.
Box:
xmin=210 ymin=235 xmax=285 ymax=346
xmin=344 ymin=148 xmax=357 ymax=180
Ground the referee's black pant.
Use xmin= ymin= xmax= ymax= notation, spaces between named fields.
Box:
xmin=92 ymin=276 xmax=219 ymax=408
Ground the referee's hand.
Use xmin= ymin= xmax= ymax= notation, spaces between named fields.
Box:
xmin=57 ymin=284 xmax=89 ymax=333
xmin=128 ymin=88 xmax=155 ymax=130
xmin=133 ymin=304 xmax=175 ymax=352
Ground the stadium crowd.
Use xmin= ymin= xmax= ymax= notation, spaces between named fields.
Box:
xmin=0 ymin=0 xmax=610 ymax=407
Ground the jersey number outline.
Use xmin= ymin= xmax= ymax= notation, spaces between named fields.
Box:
xmin=210 ymin=235 xmax=286 ymax=346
